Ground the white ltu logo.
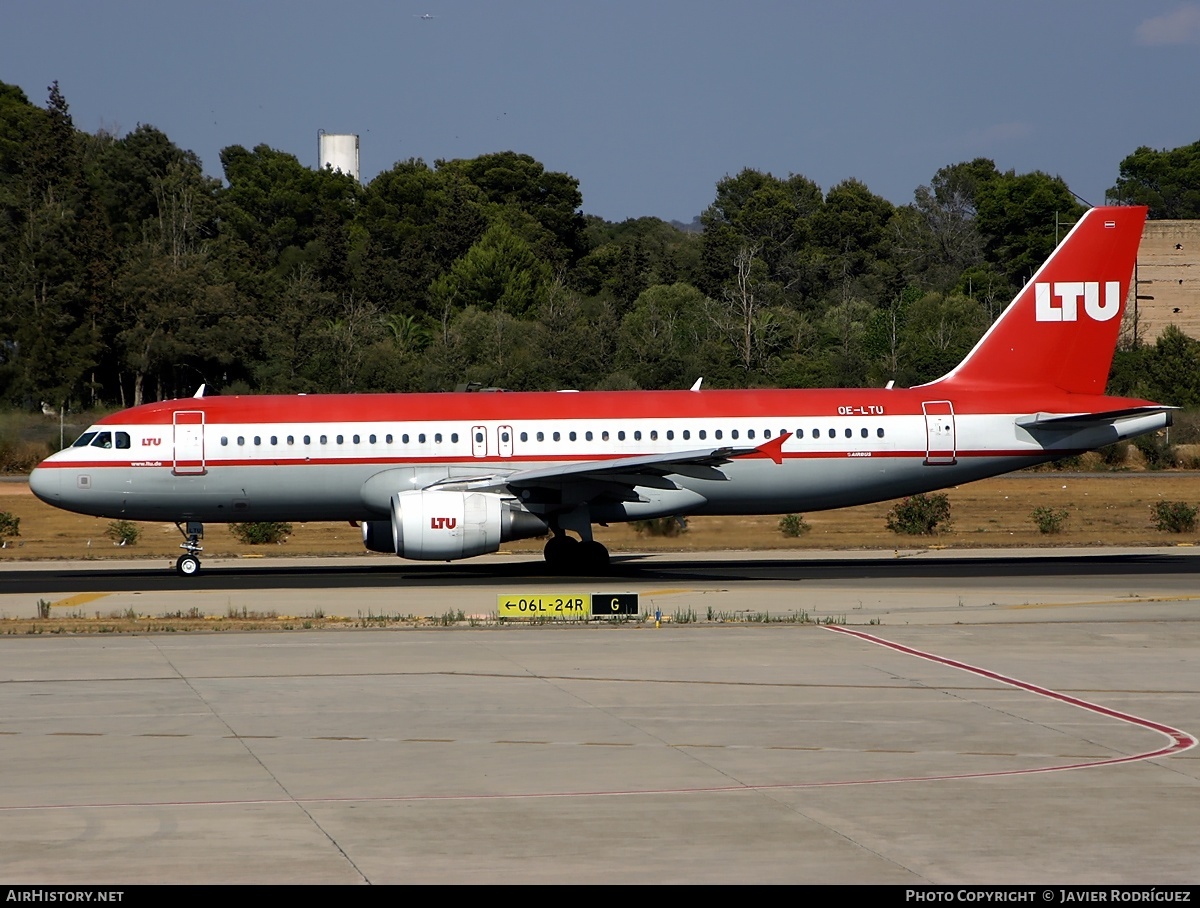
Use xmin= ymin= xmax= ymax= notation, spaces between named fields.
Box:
xmin=1035 ymin=281 xmax=1121 ymax=322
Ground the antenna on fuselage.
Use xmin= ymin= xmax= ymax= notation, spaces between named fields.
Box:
xmin=193 ymin=384 xmax=207 ymax=399
xmin=690 ymin=377 xmax=703 ymax=392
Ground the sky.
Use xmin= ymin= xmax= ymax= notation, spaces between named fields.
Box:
xmin=2 ymin=1 xmax=1199 ymax=224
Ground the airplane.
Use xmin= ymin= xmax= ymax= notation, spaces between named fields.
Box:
xmin=29 ymin=205 xmax=1170 ymax=577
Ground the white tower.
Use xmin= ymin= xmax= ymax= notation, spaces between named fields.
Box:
xmin=318 ymin=131 xmax=360 ymax=181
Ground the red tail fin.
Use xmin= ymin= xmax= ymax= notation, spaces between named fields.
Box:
xmin=926 ymin=206 xmax=1147 ymax=394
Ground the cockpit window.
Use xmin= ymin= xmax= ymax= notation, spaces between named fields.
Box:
xmin=89 ymin=432 xmax=113 ymax=449
xmin=71 ymin=432 xmax=97 ymax=448
xmin=115 ymin=431 xmax=130 ymax=449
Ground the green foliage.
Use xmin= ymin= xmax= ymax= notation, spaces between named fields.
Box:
xmin=631 ymin=517 xmax=688 ymax=537
xmin=1030 ymin=507 xmax=1068 ymax=534
xmin=0 ymin=510 xmax=19 ymax=537
xmin=1107 ymin=141 xmax=1200 ymax=218
xmin=778 ymin=514 xmax=810 ymax=537
xmin=1150 ymin=501 xmax=1198 ymax=534
xmin=230 ymin=521 xmax=293 ymax=545
xmin=885 ymin=493 xmax=952 ymax=535
xmin=1133 ymin=433 xmax=1175 ymax=470
xmin=3 ymin=77 xmax=1200 ymax=407
xmin=1098 ymin=441 xmax=1131 ymax=468
xmin=104 ymin=520 xmax=140 ymax=545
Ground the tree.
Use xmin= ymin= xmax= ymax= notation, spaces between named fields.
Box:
xmin=429 ymin=221 xmax=553 ymax=317
xmin=699 ymin=168 xmax=823 ymax=304
xmin=974 ymin=170 xmax=1084 ymax=287
xmin=1107 ymin=141 xmax=1200 ymax=218
xmin=898 ymin=292 xmax=989 ymax=385
xmin=437 ymin=151 xmax=586 ymax=266
xmin=617 ymin=283 xmax=723 ymax=389
xmin=892 ymin=159 xmax=993 ymax=292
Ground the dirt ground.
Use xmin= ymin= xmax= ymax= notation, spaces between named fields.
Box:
xmin=3 ymin=471 xmax=1200 ymax=563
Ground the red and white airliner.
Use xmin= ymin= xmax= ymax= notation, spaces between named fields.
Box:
xmin=30 ymin=206 xmax=1170 ymax=576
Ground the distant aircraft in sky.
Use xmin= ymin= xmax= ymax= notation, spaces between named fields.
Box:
xmin=30 ymin=207 xmax=1167 ymax=577
xmin=415 ymin=13 xmax=434 ymax=20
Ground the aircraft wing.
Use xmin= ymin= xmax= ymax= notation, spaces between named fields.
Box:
xmin=429 ymin=433 xmax=790 ymax=500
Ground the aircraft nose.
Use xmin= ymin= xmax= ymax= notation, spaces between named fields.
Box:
xmin=28 ymin=464 xmax=60 ymax=504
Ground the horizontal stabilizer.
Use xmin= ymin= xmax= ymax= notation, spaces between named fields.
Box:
xmin=1016 ymin=406 xmax=1175 ymax=431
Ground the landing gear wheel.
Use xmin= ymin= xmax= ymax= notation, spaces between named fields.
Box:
xmin=176 ymin=553 xmax=201 ymax=577
xmin=577 ymin=540 xmax=611 ymax=574
xmin=543 ymin=535 xmax=579 ymax=573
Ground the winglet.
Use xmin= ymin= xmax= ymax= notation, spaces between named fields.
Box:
xmin=735 ymin=431 xmax=791 ymax=465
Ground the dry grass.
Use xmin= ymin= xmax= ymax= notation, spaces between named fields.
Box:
xmin=4 ymin=470 xmax=1200 ymax=563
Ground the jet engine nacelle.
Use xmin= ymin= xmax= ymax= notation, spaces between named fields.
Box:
xmin=361 ymin=520 xmax=395 ymax=553
xmin=387 ymin=490 xmax=547 ymax=561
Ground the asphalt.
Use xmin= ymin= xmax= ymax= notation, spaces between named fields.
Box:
xmin=1 ymin=548 xmax=1198 ymax=884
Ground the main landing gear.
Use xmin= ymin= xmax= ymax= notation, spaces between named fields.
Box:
xmin=543 ymin=532 xmax=610 ymax=574
xmin=174 ymin=521 xmax=204 ymax=576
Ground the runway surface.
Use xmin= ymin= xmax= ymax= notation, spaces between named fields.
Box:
xmin=1 ymin=549 xmax=1199 ymax=884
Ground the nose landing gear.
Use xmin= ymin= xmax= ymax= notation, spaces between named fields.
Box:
xmin=174 ymin=521 xmax=204 ymax=576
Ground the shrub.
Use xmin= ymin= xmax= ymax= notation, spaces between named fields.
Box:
xmin=1150 ymin=501 xmax=1198 ymax=534
xmin=1133 ymin=433 xmax=1175 ymax=470
xmin=0 ymin=438 xmax=50 ymax=473
xmin=230 ymin=521 xmax=293 ymax=544
xmin=0 ymin=511 xmax=19 ymax=538
xmin=631 ymin=517 xmax=687 ymax=537
xmin=1030 ymin=507 xmax=1068 ymax=534
xmin=778 ymin=513 xmax=810 ymax=537
xmin=104 ymin=520 xmax=140 ymax=545
xmin=1098 ymin=441 xmax=1131 ymax=468
xmin=885 ymin=493 xmax=951 ymax=535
